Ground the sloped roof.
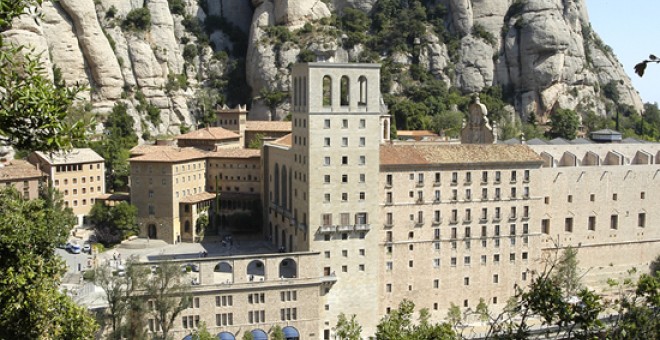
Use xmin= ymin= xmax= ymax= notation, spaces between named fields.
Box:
xmin=34 ymin=148 xmax=104 ymax=165
xmin=206 ymin=148 xmax=261 ymax=159
xmin=175 ymin=127 xmax=240 ymax=140
xmin=179 ymin=191 xmax=216 ymax=204
xmin=0 ymin=159 xmax=43 ymax=181
xmin=380 ymin=144 xmax=543 ymax=167
xmin=130 ymin=147 xmax=207 ymax=163
xmin=245 ymin=121 xmax=292 ymax=132
xmin=268 ymin=133 xmax=292 ymax=147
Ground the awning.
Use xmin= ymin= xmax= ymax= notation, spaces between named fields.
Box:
xmin=251 ymin=329 xmax=268 ymax=340
xmin=218 ymin=332 xmax=235 ymax=340
xmin=182 ymin=336 xmax=193 ymax=340
xmin=283 ymin=326 xmax=300 ymax=338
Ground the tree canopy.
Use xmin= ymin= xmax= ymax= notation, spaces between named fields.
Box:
xmin=548 ymin=108 xmax=580 ymax=140
xmin=0 ymin=187 xmax=97 ymax=339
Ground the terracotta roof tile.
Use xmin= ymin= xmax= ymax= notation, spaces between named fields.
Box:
xmin=380 ymin=144 xmax=543 ymax=167
xmin=268 ymin=133 xmax=292 ymax=147
xmin=397 ymin=130 xmax=439 ymax=137
xmin=245 ymin=121 xmax=292 ymax=132
xmin=175 ymin=127 xmax=240 ymax=140
xmin=205 ymin=148 xmax=261 ymax=158
xmin=130 ymin=147 xmax=207 ymax=163
xmin=0 ymin=159 xmax=43 ymax=181
xmin=179 ymin=191 xmax=216 ymax=203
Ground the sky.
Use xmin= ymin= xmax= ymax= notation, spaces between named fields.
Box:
xmin=586 ymin=0 xmax=659 ymax=105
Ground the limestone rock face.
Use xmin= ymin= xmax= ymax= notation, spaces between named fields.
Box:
xmin=274 ymin=0 xmax=331 ymax=29
xmin=58 ymin=0 xmax=123 ymax=100
xmin=1 ymin=0 xmax=644 ymax=135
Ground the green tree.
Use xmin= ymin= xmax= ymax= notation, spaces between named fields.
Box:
xmin=431 ymin=109 xmax=463 ymax=137
xmin=94 ymin=263 xmax=128 ymax=339
xmin=123 ymin=7 xmax=152 ymax=31
xmin=90 ymin=102 xmax=138 ymax=191
xmin=0 ymin=187 xmax=97 ymax=339
xmin=242 ymin=331 xmax=254 ymax=340
xmin=376 ymin=299 xmax=456 ymax=339
xmin=552 ymin=246 xmax=582 ymax=297
xmin=260 ymin=87 xmax=288 ymax=121
xmin=248 ymin=133 xmax=265 ymax=149
xmin=336 ymin=313 xmax=362 ymax=340
xmin=145 ymin=261 xmax=192 ymax=340
xmin=193 ymin=322 xmax=217 ymax=340
xmin=548 ymin=108 xmax=580 ymax=140
xmin=89 ymin=201 xmax=138 ymax=243
xmin=270 ymin=325 xmax=285 ymax=340
xmin=0 ymin=44 xmax=86 ymax=151
xmin=475 ymin=298 xmax=490 ymax=322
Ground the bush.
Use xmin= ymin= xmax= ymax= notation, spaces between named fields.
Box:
xmin=123 ymin=7 xmax=151 ymax=31
xmin=297 ymin=49 xmax=316 ymax=63
xmin=167 ymin=0 xmax=186 ymax=16
xmin=106 ymin=5 xmax=117 ymax=18
xmin=472 ymin=23 xmax=497 ymax=46
xmin=183 ymin=44 xmax=198 ymax=62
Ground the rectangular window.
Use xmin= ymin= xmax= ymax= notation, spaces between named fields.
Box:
xmin=565 ymin=217 xmax=574 ymax=232
xmin=359 ymin=156 xmax=366 ymax=165
xmin=359 ymin=119 xmax=365 ymax=128
xmin=341 ymin=137 xmax=348 ymax=147
xmin=359 ymin=137 xmax=365 ymax=147
xmin=481 ymin=171 xmax=488 ymax=183
xmin=342 ymin=119 xmax=348 ymax=128
xmin=638 ymin=213 xmax=646 ymax=228
xmin=542 ymin=219 xmax=550 ymax=234
xmin=588 ymin=216 xmax=596 ymax=231
xmin=611 ymin=215 xmax=618 ymax=230
xmin=324 ymin=157 xmax=330 ymax=166
xmin=324 ymin=119 xmax=330 ymax=128
xmin=342 ymin=156 xmax=348 ymax=165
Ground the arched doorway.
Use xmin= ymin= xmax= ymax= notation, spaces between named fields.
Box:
xmin=148 ymin=224 xmax=157 ymax=239
xmin=283 ymin=326 xmax=300 ymax=340
xmin=279 ymin=258 xmax=297 ymax=279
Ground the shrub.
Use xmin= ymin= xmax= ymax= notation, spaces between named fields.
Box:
xmin=106 ymin=5 xmax=117 ymax=18
xmin=297 ymin=49 xmax=316 ymax=63
xmin=167 ymin=0 xmax=186 ymax=16
xmin=183 ymin=44 xmax=198 ymax=62
xmin=472 ymin=23 xmax=497 ymax=46
xmin=123 ymin=7 xmax=151 ymax=31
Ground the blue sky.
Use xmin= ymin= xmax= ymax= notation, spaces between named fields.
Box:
xmin=587 ymin=0 xmax=659 ymax=104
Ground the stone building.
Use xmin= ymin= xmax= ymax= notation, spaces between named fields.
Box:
xmin=0 ymin=159 xmax=44 ymax=199
xmin=28 ymin=148 xmax=106 ymax=225
xmin=127 ymin=63 xmax=660 ymax=339
xmin=130 ymin=146 xmax=212 ymax=243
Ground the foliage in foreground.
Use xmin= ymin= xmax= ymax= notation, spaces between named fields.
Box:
xmin=0 ymin=187 xmax=97 ymax=339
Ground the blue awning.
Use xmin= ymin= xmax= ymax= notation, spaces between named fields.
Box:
xmin=218 ymin=332 xmax=235 ymax=340
xmin=282 ymin=326 xmax=299 ymax=338
xmin=182 ymin=336 xmax=193 ymax=340
xmin=251 ymin=329 xmax=268 ymax=340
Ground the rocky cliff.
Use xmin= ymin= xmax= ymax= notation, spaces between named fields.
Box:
xmin=1 ymin=0 xmax=643 ymax=135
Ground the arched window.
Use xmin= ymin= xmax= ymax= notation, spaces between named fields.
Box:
xmin=340 ymin=76 xmax=349 ymax=106
xmin=358 ymin=76 xmax=367 ymax=105
xmin=322 ymin=76 xmax=332 ymax=106
xmin=279 ymin=258 xmax=297 ymax=278
xmin=274 ymin=163 xmax=280 ymax=206
xmin=281 ymin=166 xmax=288 ymax=210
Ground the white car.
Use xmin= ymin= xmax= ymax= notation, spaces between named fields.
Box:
xmin=82 ymin=244 xmax=91 ymax=254
xmin=67 ymin=242 xmax=82 ymax=254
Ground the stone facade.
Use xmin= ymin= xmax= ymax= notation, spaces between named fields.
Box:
xmin=28 ymin=149 xmax=106 ymax=225
xmin=0 ymin=159 xmax=43 ymax=200
xmin=129 ymin=63 xmax=660 ymax=340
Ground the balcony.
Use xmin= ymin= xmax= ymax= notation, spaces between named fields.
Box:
xmin=355 ymin=224 xmax=371 ymax=231
xmin=415 ymin=219 xmax=424 ymax=227
xmin=433 ymin=181 xmax=441 ymax=187
xmin=522 ymin=214 xmax=530 ymax=221
xmin=493 ymin=216 xmax=501 ymax=222
xmin=384 ymin=222 xmax=393 ymax=229
xmin=416 ymin=182 xmax=424 ymax=188
xmin=337 ymin=225 xmax=353 ymax=232
xmin=318 ymin=225 xmax=336 ymax=234
xmin=463 ymin=218 xmax=472 ymax=224
xmin=432 ymin=218 xmax=442 ymax=225
xmin=523 ymin=194 xmax=530 ymax=200
xmin=416 ymin=198 xmax=425 ymax=205
xmin=479 ymin=217 xmax=488 ymax=223
xmin=385 ymin=183 xmax=392 ymax=189
xmin=509 ymin=215 xmax=517 ymax=221
xmin=449 ymin=218 xmax=458 ymax=225
xmin=433 ymin=198 xmax=441 ymax=204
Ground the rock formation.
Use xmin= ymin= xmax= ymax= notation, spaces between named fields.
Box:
xmin=1 ymin=0 xmax=644 ymax=136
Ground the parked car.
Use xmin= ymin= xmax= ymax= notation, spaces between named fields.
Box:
xmin=82 ymin=244 xmax=91 ymax=254
xmin=67 ymin=242 xmax=82 ymax=254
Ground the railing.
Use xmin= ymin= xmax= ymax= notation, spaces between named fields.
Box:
xmin=318 ymin=224 xmax=371 ymax=234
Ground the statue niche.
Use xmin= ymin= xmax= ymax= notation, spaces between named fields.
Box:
xmin=461 ymin=95 xmax=496 ymax=144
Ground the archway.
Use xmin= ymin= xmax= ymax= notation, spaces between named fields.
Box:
xmin=251 ymin=329 xmax=268 ymax=340
xmin=247 ymin=260 xmax=265 ymax=281
xmin=283 ymin=326 xmax=300 ymax=340
xmin=214 ymin=261 xmax=234 ymax=284
xmin=218 ymin=332 xmax=235 ymax=340
xmin=148 ymin=224 xmax=157 ymax=239
xmin=279 ymin=258 xmax=297 ymax=279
